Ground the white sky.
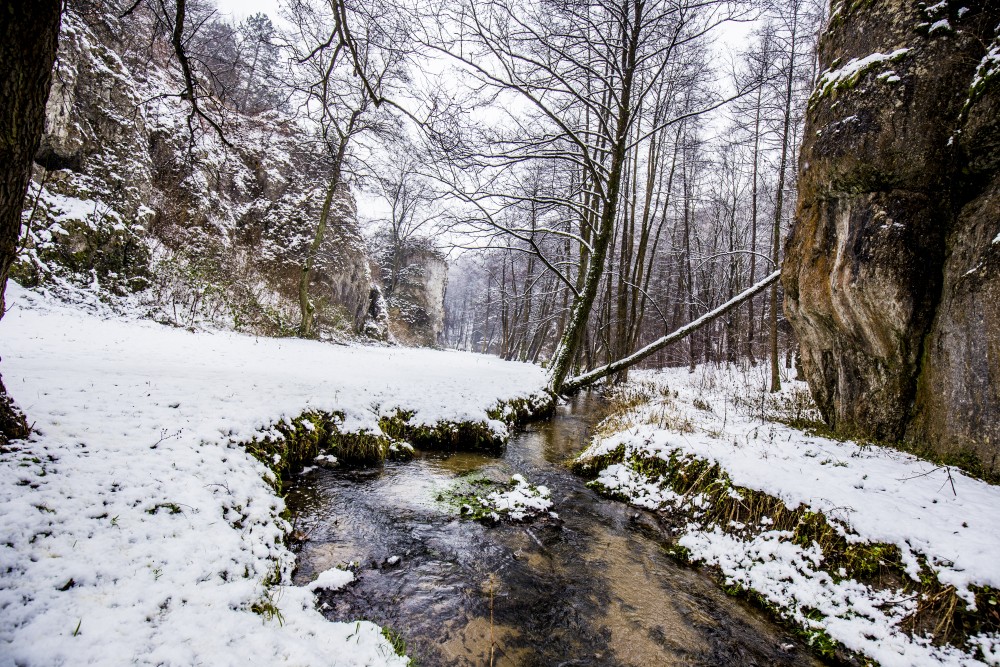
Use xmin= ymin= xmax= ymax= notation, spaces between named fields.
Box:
xmin=213 ymin=0 xmax=282 ymax=21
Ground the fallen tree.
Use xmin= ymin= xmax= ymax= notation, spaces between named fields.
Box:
xmin=558 ymin=270 xmax=781 ymax=394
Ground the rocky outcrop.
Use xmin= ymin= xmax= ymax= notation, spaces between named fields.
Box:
xmin=387 ymin=248 xmax=447 ymax=347
xmin=17 ymin=9 xmax=388 ymax=341
xmin=784 ymin=1 xmax=1000 ymax=471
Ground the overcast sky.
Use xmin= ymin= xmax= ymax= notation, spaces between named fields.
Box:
xmin=213 ymin=0 xmax=281 ymax=21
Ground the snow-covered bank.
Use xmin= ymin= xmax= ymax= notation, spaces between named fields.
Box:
xmin=575 ymin=364 xmax=1000 ymax=667
xmin=0 ymin=285 xmax=548 ymax=666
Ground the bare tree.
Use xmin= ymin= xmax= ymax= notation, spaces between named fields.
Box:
xmin=426 ymin=0 xmax=747 ymax=393
xmin=371 ymin=155 xmax=441 ymax=298
xmin=288 ymin=0 xmax=407 ymax=337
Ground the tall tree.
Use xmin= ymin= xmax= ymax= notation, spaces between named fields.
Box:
xmin=429 ymin=0 xmax=741 ymax=394
xmin=768 ymin=0 xmax=802 ymax=393
xmin=289 ymin=0 xmax=405 ymax=337
xmin=0 ymin=0 xmax=62 ymax=442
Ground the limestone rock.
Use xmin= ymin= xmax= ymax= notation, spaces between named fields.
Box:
xmin=19 ymin=8 xmax=396 ymax=343
xmin=387 ymin=248 xmax=448 ymax=347
xmin=783 ymin=0 xmax=1000 ymax=471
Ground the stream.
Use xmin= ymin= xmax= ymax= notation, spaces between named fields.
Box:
xmin=286 ymin=392 xmax=822 ymax=666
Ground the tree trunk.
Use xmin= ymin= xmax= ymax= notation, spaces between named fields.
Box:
xmin=770 ymin=3 xmax=799 ymax=393
xmin=299 ymin=173 xmax=340 ymax=337
xmin=746 ymin=85 xmax=763 ymax=363
xmin=299 ymin=131 xmax=350 ymax=338
xmin=562 ymin=271 xmax=781 ymax=393
xmin=0 ymin=0 xmax=62 ymax=443
xmin=547 ymin=47 xmax=640 ymax=393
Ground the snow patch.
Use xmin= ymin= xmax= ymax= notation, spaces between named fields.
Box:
xmin=813 ymin=49 xmax=910 ymax=100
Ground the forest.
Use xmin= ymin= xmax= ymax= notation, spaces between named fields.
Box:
xmin=0 ymin=0 xmax=998 ymax=665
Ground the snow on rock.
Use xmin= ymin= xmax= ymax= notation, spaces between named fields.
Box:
xmin=578 ymin=364 xmax=1000 ymax=666
xmin=0 ymin=284 xmax=547 ymax=666
xmin=479 ymin=474 xmax=554 ymax=522
xmin=813 ymin=48 xmax=910 ymax=99
xmin=456 ymin=474 xmax=554 ymax=522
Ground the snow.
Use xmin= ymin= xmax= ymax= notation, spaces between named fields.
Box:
xmin=930 ymin=19 xmax=953 ymax=34
xmin=578 ymin=364 xmax=1000 ymax=666
xmin=306 ymin=568 xmax=355 ymax=592
xmin=814 ymin=48 xmax=910 ymax=99
xmin=678 ymin=528 xmax=988 ymax=667
xmin=595 ymin=463 xmax=680 ymax=509
xmin=0 ymin=284 xmax=547 ymax=666
xmin=478 ymin=474 xmax=554 ymax=521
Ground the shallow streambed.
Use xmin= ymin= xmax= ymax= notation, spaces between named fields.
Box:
xmin=286 ymin=393 xmax=822 ymax=666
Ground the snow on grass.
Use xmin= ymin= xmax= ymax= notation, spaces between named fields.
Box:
xmin=676 ymin=527 xmax=988 ymax=667
xmin=577 ymin=364 xmax=1000 ymax=666
xmin=0 ymin=284 xmax=547 ymax=666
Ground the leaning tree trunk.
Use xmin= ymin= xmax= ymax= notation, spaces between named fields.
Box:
xmin=547 ymin=35 xmax=640 ymax=395
xmin=561 ymin=271 xmax=781 ymax=393
xmin=0 ymin=0 xmax=62 ymax=443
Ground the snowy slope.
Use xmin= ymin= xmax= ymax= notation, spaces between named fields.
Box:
xmin=0 ymin=284 xmax=546 ymax=666
xmin=579 ymin=365 xmax=1000 ymax=667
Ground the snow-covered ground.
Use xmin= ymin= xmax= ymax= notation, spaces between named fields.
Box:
xmin=578 ymin=364 xmax=1000 ymax=667
xmin=0 ymin=284 xmax=547 ymax=666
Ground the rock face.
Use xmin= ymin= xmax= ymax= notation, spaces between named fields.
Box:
xmin=783 ymin=1 xmax=1000 ymax=471
xmin=18 ymin=8 xmax=426 ymax=344
xmin=387 ymin=248 xmax=448 ymax=347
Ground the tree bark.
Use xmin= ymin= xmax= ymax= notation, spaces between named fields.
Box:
xmin=299 ymin=170 xmax=340 ymax=337
xmin=544 ymin=0 xmax=651 ymax=395
xmin=0 ymin=0 xmax=62 ymax=443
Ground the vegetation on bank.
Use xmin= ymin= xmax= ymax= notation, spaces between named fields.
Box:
xmin=573 ymin=374 xmax=1000 ymax=666
xmin=240 ymin=392 xmax=554 ymax=494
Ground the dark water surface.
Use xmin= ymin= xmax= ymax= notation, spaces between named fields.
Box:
xmin=286 ymin=393 xmax=821 ymax=666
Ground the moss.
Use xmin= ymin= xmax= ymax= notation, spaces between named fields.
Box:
xmin=243 ymin=392 xmax=555 ymax=491
xmin=242 ymin=410 xmax=395 ymax=493
xmin=14 ymin=215 xmax=151 ymax=297
xmin=486 ymin=393 xmax=555 ymax=425
xmin=576 ymin=445 xmax=1000 ymax=658
xmin=438 ymin=474 xmax=506 ymax=520
xmin=380 ymin=411 xmax=503 ymax=455
xmin=570 ymin=443 xmax=626 ymax=478
xmin=439 ymin=472 xmax=552 ymax=524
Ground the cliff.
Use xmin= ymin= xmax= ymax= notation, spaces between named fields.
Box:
xmin=783 ymin=0 xmax=1000 ymax=472
xmin=16 ymin=7 xmax=444 ymax=345
xmin=386 ymin=247 xmax=447 ymax=347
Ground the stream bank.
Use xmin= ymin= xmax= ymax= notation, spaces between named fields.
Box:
xmin=287 ymin=392 xmax=820 ymax=666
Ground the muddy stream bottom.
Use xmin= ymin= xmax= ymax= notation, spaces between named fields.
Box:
xmin=286 ymin=392 xmax=821 ymax=666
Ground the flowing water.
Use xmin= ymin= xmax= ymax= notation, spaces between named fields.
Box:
xmin=286 ymin=393 xmax=822 ymax=666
